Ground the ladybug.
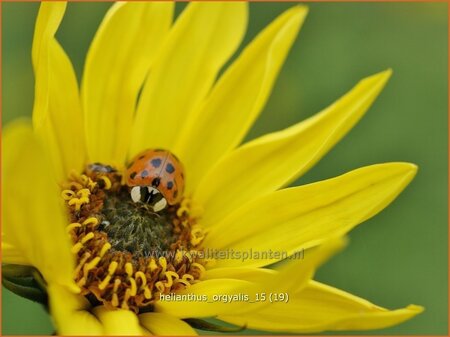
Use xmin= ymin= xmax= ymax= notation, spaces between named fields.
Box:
xmin=87 ymin=163 xmax=117 ymax=174
xmin=126 ymin=149 xmax=185 ymax=212
xmin=85 ymin=163 xmax=121 ymax=190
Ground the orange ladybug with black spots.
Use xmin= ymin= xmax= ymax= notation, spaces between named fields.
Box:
xmin=126 ymin=149 xmax=185 ymax=211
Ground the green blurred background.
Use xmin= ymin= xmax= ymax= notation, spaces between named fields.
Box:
xmin=1 ymin=2 xmax=447 ymax=335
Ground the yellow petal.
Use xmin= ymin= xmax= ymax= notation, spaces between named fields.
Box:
xmin=92 ymin=306 xmax=145 ymax=336
xmin=83 ymin=2 xmax=173 ymax=167
xmin=195 ymin=70 xmax=392 ymax=225
xmin=155 ymin=278 xmax=262 ymax=318
xmin=48 ymin=283 xmax=103 ymax=335
xmin=175 ymin=6 xmax=307 ymax=193
xmin=206 ymin=238 xmax=346 ymax=299
xmin=269 ymin=252 xmax=322 ymax=289
xmin=219 ymin=280 xmax=423 ymax=333
xmin=160 ymin=238 xmax=341 ymax=321
xmin=139 ymin=312 xmax=197 ymax=336
xmin=32 ymin=2 xmax=85 ymax=181
xmin=198 ymin=238 xmax=345 ymax=323
xmin=2 ymin=241 xmax=29 ymax=265
xmin=204 ymin=163 xmax=416 ymax=268
xmin=31 ymin=1 xmax=65 ymax=68
xmin=2 ymin=120 xmax=77 ymax=290
xmin=130 ymin=2 xmax=248 ymax=156
xmin=205 ymin=266 xmax=276 ymax=282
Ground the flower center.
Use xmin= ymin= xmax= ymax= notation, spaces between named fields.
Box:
xmin=99 ymin=189 xmax=176 ymax=257
xmin=61 ymin=165 xmax=206 ymax=313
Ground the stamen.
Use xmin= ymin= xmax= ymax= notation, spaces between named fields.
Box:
xmin=148 ymin=258 xmax=158 ymax=272
xmin=190 ymin=226 xmax=205 ymax=246
xmin=99 ymin=176 xmax=112 ymax=190
xmin=80 ymin=175 xmax=97 ymax=191
xmin=155 ymin=281 xmax=165 ymax=293
xmin=99 ymin=243 xmax=111 ymax=258
xmin=68 ymin=197 xmax=89 ymax=211
xmin=125 ymin=263 xmax=134 ymax=277
xmin=143 ymin=287 xmax=152 ymax=299
xmin=98 ymin=275 xmax=112 ymax=291
xmin=93 ymin=261 xmax=115 ymax=292
xmin=77 ymin=277 xmax=87 ymax=287
xmin=111 ymin=278 xmax=121 ymax=307
xmin=77 ymin=188 xmax=91 ymax=198
xmin=176 ymin=206 xmax=189 ymax=218
xmin=83 ymin=217 xmax=99 ymax=226
xmin=108 ymin=261 xmax=119 ymax=275
xmin=135 ymin=271 xmax=147 ymax=287
xmin=66 ymin=222 xmax=81 ymax=233
xmin=81 ymin=232 xmax=94 ymax=244
xmin=159 ymin=257 xmax=167 ymax=275
xmin=62 ymin=190 xmax=75 ymax=200
xmin=174 ymin=250 xmax=183 ymax=264
xmin=164 ymin=271 xmax=179 ymax=288
xmin=121 ymin=288 xmax=132 ymax=310
xmin=185 ymin=251 xmax=193 ymax=263
xmin=182 ymin=274 xmax=194 ymax=282
xmin=174 ymin=278 xmax=191 ymax=287
xmin=72 ymin=242 xmax=84 ymax=254
xmin=111 ymin=294 xmax=119 ymax=307
xmin=190 ymin=262 xmax=206 ymax=277
xmin=129 ymin=277 xmax=137 ymax=296
xmin=113 ymin=278 xmax=121 ymax=292
xmin=83 ymin=257 xmax=101 ymax=275
xmin=73 ymin=252 xmax=91 ymax=277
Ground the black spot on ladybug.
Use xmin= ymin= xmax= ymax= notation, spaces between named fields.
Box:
xmin=167 ymin=181 xmax=174 ymax=190
xmin=151 ymin=158 xmax=162 ymax=168
xmin=165 ymin=163 xmax=175 ymax=174
xmin=152 ymin=177 xmax=161 ymax=187
xmin=141 ymin=170 xmax=149 ymax=178
xmin=130 ymin=172 xmax=137 ymax=180
xmin=173 ymin=189 xmax=178 ymax=199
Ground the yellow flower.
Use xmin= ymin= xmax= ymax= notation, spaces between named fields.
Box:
xmin=2 ymin=2 xmax=423 ymax=335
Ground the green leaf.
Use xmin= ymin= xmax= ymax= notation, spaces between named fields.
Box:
xmin=184 ymin=318 xmax=246 ymax=332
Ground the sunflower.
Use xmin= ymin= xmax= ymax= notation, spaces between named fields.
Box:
xmin=2 ymin=2 xmax=423 ymax=335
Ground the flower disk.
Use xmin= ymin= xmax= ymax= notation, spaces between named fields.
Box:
xmin=61 ymin=167 xmax=206 ymax=313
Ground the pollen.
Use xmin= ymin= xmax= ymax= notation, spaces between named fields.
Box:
xmin=61 ymin=165 xmax=206 ymax=313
